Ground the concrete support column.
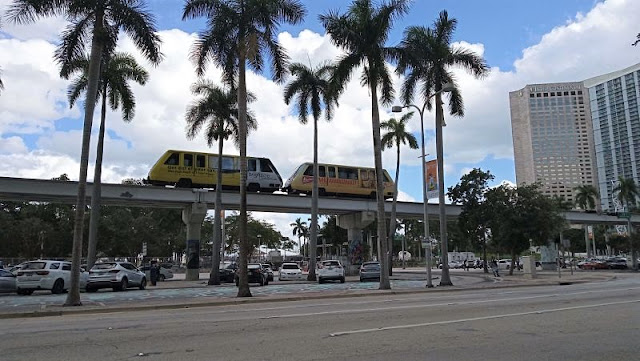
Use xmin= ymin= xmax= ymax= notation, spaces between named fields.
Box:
xmin=337 ymin=211 xmax=375 ymax=276
xmin=182 ymin=202 xmax=207 ymax=281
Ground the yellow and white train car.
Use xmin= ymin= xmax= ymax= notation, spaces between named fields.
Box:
xmin=146 ymin=150 xmax=282 ymax=192
xmin=283 ymin=162 xmax=395 ymax=199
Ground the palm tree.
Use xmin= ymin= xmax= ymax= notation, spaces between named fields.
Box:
xmin=574 ymin=184 xmax=599 ymax=258
xmin=290 ymin=217 xmax=308 ymax=256
xmin=613 ymin=176 xmax=639 ymax=270
xmin=395 ymin=10 xmax=488 ymax=286
xmin=8 ymin=0 xmax=162 ymax=306
xmin=320 ymin=0 xmax=409 ymax=290
xmin=284 ymin=62 xmax=338 ymax=281
xmin=185 ymin=80 xmax=257 ymax=285
xmin=66 ymin=52 xmax=149 ymax=271
xmin=183 ymin=0 xmax=305 ymax=297
xmin=381 ymin=111 xmax=418 ymax=266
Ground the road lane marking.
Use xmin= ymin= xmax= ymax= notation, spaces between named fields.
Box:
xmin=329 ymin=299 xmax=640 ymax=337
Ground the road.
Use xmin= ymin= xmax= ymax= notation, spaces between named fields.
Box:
xmin=2 ymin=275 xmax=639 ymax=361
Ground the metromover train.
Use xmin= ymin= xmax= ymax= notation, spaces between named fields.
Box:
xmin=146 ymin=150 xmax=395 ymax=199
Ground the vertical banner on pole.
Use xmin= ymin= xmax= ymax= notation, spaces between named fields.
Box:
xmin=425 ymin=159 xmax=438 ymax=200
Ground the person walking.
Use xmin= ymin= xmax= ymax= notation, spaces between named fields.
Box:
xmin=490 ymin=259 xmax=500 ymax=277
xmin=150 ymin=260 xmax=159 ymax=286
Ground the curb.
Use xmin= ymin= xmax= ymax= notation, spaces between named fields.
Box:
xmin=0 ymin=275 xmax=615 ymax=320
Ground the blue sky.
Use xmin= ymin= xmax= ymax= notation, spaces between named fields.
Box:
xmin=1 ymin=0 xmax=639 ymax=237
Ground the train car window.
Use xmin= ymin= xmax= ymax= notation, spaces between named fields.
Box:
xmin=319 ymin=166 xmax=326 ymax=177
xmin=208 ymin=156 xmax=218 ymax=169
xmin=303 ymin=165 xmax=314 ymax=176
xmin=259 ymin=159 xmax=273 ymax=173
xmin=221 ymin=157 xmax=235 ymax=170
xmin=328 ymin=166 xmax=336 ymax=178
xmin=384 ymin=173 xmax=392 ymax=182
xmin=248 ymin=159 xmax=257 ymax=172
xmin=164 ymin=153 xmax=179 ymax=165
xmin=196 ymin=155 xmax=206 ymax=168
xmin=184 ymin=154 xmax=193 ymax=167
xmin=338 ymin=167 xmax=358 ymax=180
xmin=361 ymin=169 xmax=368 ymax=181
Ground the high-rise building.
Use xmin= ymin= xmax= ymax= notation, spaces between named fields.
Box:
xmin=509 ymin=82 xmax=597 ymax=204
xmin=584 ymin=63 xmax=640 ymax=212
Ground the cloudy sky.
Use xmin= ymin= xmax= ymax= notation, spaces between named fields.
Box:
xmin=1 ymin=0 xmax=640 ymax=243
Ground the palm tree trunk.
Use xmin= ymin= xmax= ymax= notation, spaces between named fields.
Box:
xmin=387 ymin=143 xmax=401 ymax=276
xmin=66 ymin=11 xmax=105 ymax=307
xmin=236 ymin=51 xmax=251 ymax=297
xmin=584 ymin=225 xmax=590 ymax=258
xmin=435 ymin=92 xmax=453 ymax=286
xmin=628 ymin=216 xmax=637 ymax=270
xmin=208 ymin=135 xmax=224 ymax=285
xmin=87 ymin=91 xmax=108 ymax=270
xmin=308 ymin=118 xmax=319 ymax=281
xmin=369 ymin=79 xmax=390 ymax=290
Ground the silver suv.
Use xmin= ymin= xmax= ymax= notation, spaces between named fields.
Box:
xmin=87 ymin=262 xmax=146 ymax=292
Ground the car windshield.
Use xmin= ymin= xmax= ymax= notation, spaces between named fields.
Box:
xmin=282 ymin=264 xmax=299 ymax=270
xmin=247 ymin=264 xmax=261 ymax=270
xmin=23 ymin=262 xmax=47 ymax=270
xmin=323 ymin=261 xmax=340 ymax=267
xmin=362 ymin=263 xmax=380 ymax=269
xmin=93 ymin=263 xmax=117 ymax=269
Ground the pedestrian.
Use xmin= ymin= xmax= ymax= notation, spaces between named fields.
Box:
xmin=464 ymin=259 xmax=469 ymax=271
xmin=150 ymin=260 xmax=159 ymax=286
xmin=490 ymin=259 xmax=500 ymax=277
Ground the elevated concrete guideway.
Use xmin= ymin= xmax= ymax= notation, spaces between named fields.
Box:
xmin=0 ymin=176 xmax=636 ymax=225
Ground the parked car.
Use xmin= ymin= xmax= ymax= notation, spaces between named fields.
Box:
xmin=359 ymin=262 xmax=381 ymax=282
xmin=317 ymin=260 xmax=345 ymax=283
xmin=139 ymin=264 xmax=174 ymax=281
xmin=9 ymin=262 xmax=27 ymax=275
xmin=235 ymin=263 xmax=268 ymax=286
xmin=16 ymin=260 xmax=88 ymax=295
xmin=0 ymin=269 xmax=17 ymax=293
xmin=261 ymin=264 xmax=274 ymax=282
xmin=438 ymin=260 xmax=461 ymax=269
xmin=605 ymin=257 xmax=628 ymax=269
xmin=219 ymin=266 xmax=236 ymax=283
xmin=279 ymin=262 xmax=305 ymax=281
xmin=86 ymin=262 xmax=146 ymax=292
xmin=580 ymin=259 xmax=608 ymax=270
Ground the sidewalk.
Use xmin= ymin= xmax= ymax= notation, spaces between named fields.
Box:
xmin=0 ymin=268 xmax=619 ymax=319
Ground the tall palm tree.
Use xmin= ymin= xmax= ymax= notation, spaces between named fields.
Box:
xmin=290 ymin=217 xmax=307 ymax=256
xmin=381 ymin=111 xmax=417 ymax=264
xmin=66 ymin=52 xmax=149 ymax=271
xmin=185 ymin=80 xmax=257 ymax=285
xmin=395 ymin=10 xmax=488 ymax=286
xmin=574 ymin=184 xmax=599 ymax=257
xmin=183 ymin=0 xmax=305 ymax=297
xmin=284 ymin=62 xmax=338 ymax=281
xmin=613 ymin=176 xmax=639 ymax=270
xmin=8 ymin=0 xmax=162 ymax=306
xmin=320 ymin=0 xmax=409 ymax=290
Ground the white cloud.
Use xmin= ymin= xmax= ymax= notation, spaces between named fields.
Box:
xmin=0 ymin=0 xmax=68 ymax=42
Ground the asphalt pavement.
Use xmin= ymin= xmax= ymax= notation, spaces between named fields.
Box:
xmin=0 ymin=267 xmax=619 ymax=319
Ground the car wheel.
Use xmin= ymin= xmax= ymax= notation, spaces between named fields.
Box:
xmin=139 ymin=277 xmax=147 ymax=290
xmin=318 ymin=277 xmax=324 ymax=284
xmin=86 ymin=286 xmax=97 ymax=293
xmin=51 ymin=279 xmax=65 ymax=294
xmin=235 ymin=279 xmax=239 ymax=287
xmin=340 ymin=277 xmax=345 ymax=283
xmin=259 ymin=277 xmax=265 ymax=286
xmin=116 ymin=278 xmax=128 ymax=291
xmin=17 ymin=288 xmax=33 ymax=295
xmin=360 ymin=278 xmax=364 ymax=282
xmin=158 ymin=274 xmax=165 ymax=282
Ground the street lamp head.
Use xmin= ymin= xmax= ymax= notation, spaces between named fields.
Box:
xmin=391 ymin=105 xmax=404 ymax=113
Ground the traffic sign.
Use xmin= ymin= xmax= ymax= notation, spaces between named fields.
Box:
xmin=618 ymin=212 xmax=631 ymax=219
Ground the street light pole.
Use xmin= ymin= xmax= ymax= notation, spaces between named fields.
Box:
xmin=257 ymin=234 xmax=262 ymax=263
xmin=392 ymin=83 xmax=454 ymax=289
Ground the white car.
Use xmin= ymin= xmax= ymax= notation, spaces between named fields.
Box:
xmin=16 ymin=260 xmax=88 ymax=295
xmin=87 ymin=262 xmax=146 ymax=292
xmin=279 ymin=263 xmax=305 ymax=281
xmin=317 ymin=260 xmax=345 ymax=283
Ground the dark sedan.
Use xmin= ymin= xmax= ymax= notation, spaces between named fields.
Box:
xmin=359 ymin=262 xmax=381 ymax=282
xmin=219 ymin=264 xmax=236 ymax=283
xmin=235 ymin=263 xmax=268 ymax=286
